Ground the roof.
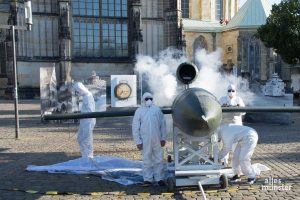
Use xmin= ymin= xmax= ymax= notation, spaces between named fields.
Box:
xmin=182 ymin=0 xmax=272 ymax=33
xmin=182 ymin=19 xmax=223 ymax=33
xmin=224 ymin=0 xmax=271 ymax=30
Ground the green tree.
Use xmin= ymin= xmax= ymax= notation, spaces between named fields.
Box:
xmin=256 ymin=0 xmax=300 ymax=64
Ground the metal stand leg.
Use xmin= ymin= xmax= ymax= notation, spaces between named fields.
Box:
xmin=198 ymin=181 xmax=207 ymax=200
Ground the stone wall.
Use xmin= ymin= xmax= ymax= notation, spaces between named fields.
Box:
xmin=221 ymin=29 xmax=239 ymax=66
xmin=190 ymin=0 xmax=202 ymax=20
xmin=184 ymin=32 xmax=220 ymax=60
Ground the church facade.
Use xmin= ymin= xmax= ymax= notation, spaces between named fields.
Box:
xmin=182 ymin=0 xmax=291 ymax=86
xmin=0 ymin=0 xmax=292 ymax=98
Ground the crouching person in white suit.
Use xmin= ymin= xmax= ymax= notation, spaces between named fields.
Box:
xmin=73 ymin=82 xmax=96 ymax=160
xmin=218 ymin=124 xmax=258 ymax=184
xmin=219 ymin=84 xmax=246 ymax=166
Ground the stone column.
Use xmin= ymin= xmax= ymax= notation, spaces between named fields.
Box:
xmin=6 ymin=0 xmax=20 ymax=86
xmin=129 ymin=0 xmax=143 ymax=60
xmin=129 ymin=0 xmax=143 ymax=103
xmin=212 ymin=32 xmax=216 ymax=51
xmin=58 ymin=0 xmax=71 ymax=85
xmin=237 ymin=35 xmax=242 ymax=75
xmin=4 ymin=0 xmax=24 ymax=98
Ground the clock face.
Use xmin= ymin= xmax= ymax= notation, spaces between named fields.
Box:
xmin=114 ymin=82 xmax=132 ymax=100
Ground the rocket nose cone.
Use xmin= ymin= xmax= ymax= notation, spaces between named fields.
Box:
xmin=172 ymin=88 xmax=222 ymax=137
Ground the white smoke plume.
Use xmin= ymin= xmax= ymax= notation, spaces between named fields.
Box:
xmin=192 ymin=48 xmax=255 ymax=105
xmin=135 ymin=48 xmax=255 ymax=106
xmin=135 ymin=48 xmax=187 ymax=106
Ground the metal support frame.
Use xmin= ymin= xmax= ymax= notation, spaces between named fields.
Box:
xmin=198 ymin=181 xmax=208 ymax=200
xmin=172 ymin=126 xmax=223 ymax=188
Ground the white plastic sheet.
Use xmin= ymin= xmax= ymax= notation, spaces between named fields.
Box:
xmin=219 ymin=163 xmax=271 ymax=178
xmin=27 ymin=156 xmax=143 ymax=185
xmin=27 ymin=156 xmax=270 ymax=185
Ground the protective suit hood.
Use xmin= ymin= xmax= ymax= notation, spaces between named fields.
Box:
xmin=227 ymin=84 xmax=237 ymax=98
xmin=227 ymin=84 xmax=236 ymax=91
xmin=74 ymin=82 xmax=91 ymax=96
xmin=142 ymin=92 xmax=153 ymax=107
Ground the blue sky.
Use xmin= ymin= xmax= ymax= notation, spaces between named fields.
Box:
xmin=240 ymin=0 xmax=282 ymax=7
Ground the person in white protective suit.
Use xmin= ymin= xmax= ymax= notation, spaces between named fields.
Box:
xmin=218 ymin=124 xmax=258 ymax=184
xmin=132 ymin=92 xmax=167 ymax=187
xmin=219 ymin=84 xmax=245 ymax=166
xmin=219 ymin=84 xmax=245 ymax=125
xmin=73 ymin=82 xmax=96 ymax=159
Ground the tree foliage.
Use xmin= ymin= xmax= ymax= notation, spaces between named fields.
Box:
xmin=256 ymin=0 xmax=300 ymax=64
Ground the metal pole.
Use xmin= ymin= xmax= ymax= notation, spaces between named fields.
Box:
xmin=11 ymin=25 xmax=20 ymax=139
xmin=140 ymin=72 xmax=142 ymax=104
xmin=42 ymin=106 xmax=300 ymax=120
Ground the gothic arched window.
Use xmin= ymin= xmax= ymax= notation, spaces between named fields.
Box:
xmin=241 ymin=36 xmax=261 ymax=80
xmin=248 ymin=38 xmax=261 ymax=80
xmin=238 ymin=34 xmax=261 ymax=81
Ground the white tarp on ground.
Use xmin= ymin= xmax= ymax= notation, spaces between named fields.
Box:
xmin=27 ymin=156 xmax=144 ymax=185
xmin=26 ymin=156 xmax=270 ymax=186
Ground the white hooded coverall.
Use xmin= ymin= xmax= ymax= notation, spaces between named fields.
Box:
xmin=132 ymin=93 xmax=167 ymax=182
xmin=219 ymin=84 xmax=245 ymax=125
xmin=218 ymin=124 xmax=258 ymax=178
xmin=219 ymin=84 xmax=245 ymax=165
xmin=74 ymin=82 xmax=96 ymax=159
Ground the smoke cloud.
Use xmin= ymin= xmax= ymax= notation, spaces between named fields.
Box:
xmin=192 ymin=49 xmax=255 ymax=104
xmin=135 ymin=48 xmax=255 ymax=106
xmin=135 ymin=48 xmax=187 ymax=106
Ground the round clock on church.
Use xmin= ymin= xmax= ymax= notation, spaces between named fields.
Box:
xmin=114 ymin=82 xmax=132 ymax=100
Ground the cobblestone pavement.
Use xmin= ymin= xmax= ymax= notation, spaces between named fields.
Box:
xmin=0 ymin=100 xmax=299 ymax=200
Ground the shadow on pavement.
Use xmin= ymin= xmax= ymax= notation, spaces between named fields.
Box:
xmin=0 ymin=151 xmax=178 ymax=199
xmin=255 ymin=152 xmax=300 ymax=161
xmin=0 ymin=148 xmax=10 ymax=153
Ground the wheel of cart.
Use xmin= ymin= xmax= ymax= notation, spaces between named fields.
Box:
xmin=167 ymin=177 xmax=176 ymax=192
xmin=219 ymin=174 xmax=228 ymax=189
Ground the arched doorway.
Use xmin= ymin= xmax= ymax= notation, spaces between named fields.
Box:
xmin=193 ymin=35 xmax=208 ymax=66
